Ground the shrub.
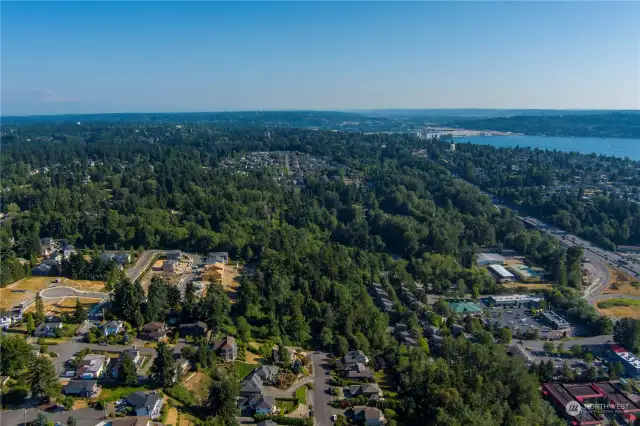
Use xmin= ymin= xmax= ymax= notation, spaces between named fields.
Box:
xmin=40 ymin=344 xmax=49 ymax=354
xmin=49 ymin=352 xmax=58 ymax=358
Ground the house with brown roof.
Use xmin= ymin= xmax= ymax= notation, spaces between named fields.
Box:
xmin=213 ymin=336 xmax=238 ymax=361
xmin=140 ymin=322 xmax=168 ymax=341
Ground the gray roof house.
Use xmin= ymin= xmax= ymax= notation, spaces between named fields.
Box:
xmin=63 ymin=380 xmax=101 ymax=398
xmin=346 ymin=362 xmax=373 ymax=380
xmin=253 ymin=365 xmax=280 ymax=383
xmin=351 ymin=406 xmax=385 ymax=426
xmin=76 ymin=354 xmax=109 ymax=379
xmin=239 ymin=374 xmax=263 ymax=396
xmin=33 ymin=322 xmax=62 ymax=337
xmin=126 ymin=391 xmax=163 ymax=419
xmin=112 ymin=348 xmax=141 ymax=379
xmin=347 ymin=383 xmax=382 ymax=399
xmin=344 ymin=350 xmax=369 ymax=366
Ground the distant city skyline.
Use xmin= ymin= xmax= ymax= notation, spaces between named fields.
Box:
xmin=1 ymin=1 xmax=639 ymax=115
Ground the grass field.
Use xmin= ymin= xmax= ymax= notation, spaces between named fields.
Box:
xmin=234 ymin=361 xmax=256 ymax=380
xmin=603 ymin=269 xmax=640 ymax=297
xmin=596 ymin=298 xmax=640 ymax=319
xmin=0 ymin=277 xmax=104 ymax=310
xmin=374 ymin=369 xmax=398 ymax=398
xmin=295 ymin=385 xmax=308 ymax=404
xmin=26 ymin=297 xmax=102 ymax=316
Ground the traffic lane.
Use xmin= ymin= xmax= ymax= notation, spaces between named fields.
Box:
xmin=311 ymin=352 xmax=333 ymax=426
xmin=125 ymin=250 xmax=163 ymax=282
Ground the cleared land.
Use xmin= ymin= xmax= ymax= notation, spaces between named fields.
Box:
xmin=26 ymin=297 xmax=102 ymax=316
xmin=502 ymin=282 xmax=553 ymax=290
xmin=596 ymin=298 xmax=640 ymax=319
xmin=223 ymin=265 xmax=242 ymax=303
xmin=603 ymin=269 xmax=640 ymax=297
xmin=0 ymin=277 xmax=104 ymax=310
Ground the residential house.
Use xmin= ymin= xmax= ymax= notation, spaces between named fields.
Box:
xmin=351 ymin=406 xmax=385 ymax=426
xmin=256 ymin=421 xmax=278 ymax=426
xmin=76 ymin=354 xmax=109 ymax=379
xmin=106 ymin=418 xmax=151 ymax=426
xmin=114 ymin=252 xmax=132 ymax=266
xmin=346 ymin=363 xmax=373 ymax=380
xmin=0 ymin=316 xmax=12 ymax=329
xmin=40 ymin=238 xmax=59 ymax=257
xmin=451 ymin=324 xmax=465 ymax=337
xmin=206 ymin=252 xmax=229 ymax=264
xmin=163 ymin=259 xmax=178 ymax=274
xmin=140 ymin=322 xmax=168 ymax=342
xmin=63 ymin=380 xmax=101 ymax=398
xmin=61 ymin=244 xmax=76 ymax=260
xmin=424 ymin=325 xmax=441 ymax=338
xmin=347 ymin=383 xmax=382 ymax=400
xmin=166 ymin=250 xmax=181 ymax=261
xmin=33 ymin=322 xmax=63 ymax=337
xmin=178 ymin=322 xmax=207 ymax=337
xmin=344 ymin=350 xmax=369 ymax=367
xmin=253 ymin=365 xmax=280 ymax=384
xmin=213 ymin=336 xmax=238 ymax=361
xmin=173 ymin=356 xmax=190 ymax=381
xmin=126 ymin=391 xmax=163 ymax=419
xmin=202 ymin=264 xmax=224 ymax=282
xmin=239 ymin=374 xmax=263 ymax=396
xmin=103 ymin=320 xmax=124 ymax=336
xmin=112 ymin=349 xmax=141 ymax=379
xmin=32 ymin=262 xmax=53 ymax=276
xmin=238 ymin=394 xmax=276 ymax=415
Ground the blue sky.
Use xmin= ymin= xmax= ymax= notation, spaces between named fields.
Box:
xmin=1 ymin=1 xmax=639 ymax=115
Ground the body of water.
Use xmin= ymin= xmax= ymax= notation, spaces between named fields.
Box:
xmin=452 ymin=135 xmax=640 ymax=160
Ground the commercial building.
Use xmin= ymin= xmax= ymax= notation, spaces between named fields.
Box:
xmin=611 ymin=345 xmax=640 ymax=377
xmin=543 ymin=381 xmax=640 ymax=425
xmin=486 ymin=294 xmax=541 ymax=308
xmin=477 ymin=253 xmax=506 ymax=266
xmin=487 ymin=264 xmax=515 ymax=283
xmin=541 ymin=311 xmax=570 ymax=330
xmin=447 ymin=300 xmax=482 ymax=314
xmin=508 ymin=264 xmax=544 ymax=283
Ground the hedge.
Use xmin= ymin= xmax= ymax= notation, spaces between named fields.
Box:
xmin=252 ymin=414 xmax=314 ymax=426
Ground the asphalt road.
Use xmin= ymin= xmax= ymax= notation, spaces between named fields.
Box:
xmin=310 ymin=352 xmax=335 ymax=426
xmin=125 ymin=250 xmax=163 ymax=282
xmin=40 ymin=286 xmax=109 ymax=300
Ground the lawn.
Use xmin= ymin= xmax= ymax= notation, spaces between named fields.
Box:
xmin=98 ymin=384 xmax=153 ymax=402
xmin=374 ymin=369 xmax=398 ymax=398
xmin=234 ymin=361 xmax=256 ymax=380
xmin=295 ymin=385 xmax=308 ymax=405
xmin=276 ymin=399 xmax=297 ymax=414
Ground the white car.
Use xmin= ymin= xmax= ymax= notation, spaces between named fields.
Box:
xmin=331 ymin=415 xmax=338 ymax=421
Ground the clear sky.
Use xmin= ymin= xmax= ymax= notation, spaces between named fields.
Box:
xmin=1 ymin=1 xmax=639 ymax=115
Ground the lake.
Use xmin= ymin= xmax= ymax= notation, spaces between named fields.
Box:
xmin=452 ymin=135 xmax=640 ymax=160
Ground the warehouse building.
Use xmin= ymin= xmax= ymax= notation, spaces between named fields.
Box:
xmin=487 ymin=264 xmax=515 ymax=283
xmin=477 ymin=253 xmax=506 ymax=266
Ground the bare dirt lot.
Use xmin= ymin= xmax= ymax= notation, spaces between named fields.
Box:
xmin=502 ymin=282 xmax=553 ymax=290
xmin=0 ymin=277 xmax=104 ymax=310
xmin=26 ymin=297 xmax=102 ymax=316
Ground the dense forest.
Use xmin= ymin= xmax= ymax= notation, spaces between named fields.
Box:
xmin=0 ymin=118 xmax=590 ymax=424
xmin=430 ymin=139 xmax=640 ymax=250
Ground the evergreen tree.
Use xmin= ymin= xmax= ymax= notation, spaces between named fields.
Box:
xmin=74 ymin=297 xmax=87 ymax=323
xmin=151 ymin=342 xmax=176 ymax=388
xmin=66 ymin=416 xmax=77 ymax=426
xmin=118 ymin=354 xmax=138 ymax=385
xmin=26 ymin=313 xmax=35 ymax=334
xmin=208 ymin=375 xmax=239 ymax=423
xmin=34 ymin=293 xmax=45 ymax=325
xmin=33 ymin=413 xmax=49 ymax=426
xmin=27 ymin=356 xmax=60 ymax=399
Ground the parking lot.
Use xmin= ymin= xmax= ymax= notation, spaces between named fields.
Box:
xmin=483 ymin=304 xmax=557 ymax=339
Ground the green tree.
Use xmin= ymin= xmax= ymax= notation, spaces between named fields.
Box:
xmin=34 ymin=293 xmax=45 ymax=325
xmin=236 ymin=316 xmax=250 ymax=341
xmin=151 ymin=342 xmax=176 ymax=388
xmin=0 ymin=334 xmax=34 ymax=376
xmin=498 ymin=327 xmax=512 ymax=344
xmin=33 ymin=413 xmax=49 ymax=426
xmin=74 ymin=297 xmax=87 ymax=323
xmin=613 ymin=318 xmax=640 ymax=354
xmin=208 ymin=375 xmax=239 ymax=423
xmin=543 ymin=341 xmax=555 ymax=354
xmin=27 ymin=356 xmax=60 ymax=399
xmin=118 ymin=354 xmax=138 ymax=385
xmin=26 ymin=313 xmax=35 ymax=334
xmin=66 ymin=416 xmax=77 ymax=426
